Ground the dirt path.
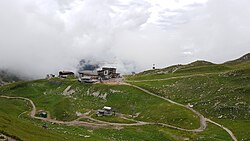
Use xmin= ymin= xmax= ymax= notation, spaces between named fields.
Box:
xmin=206 ymin=118 xmax=238 ymax=141
xmin=0 ymin=85 xmax=238 ymax=141
xmin=1 ymin=95 xmax=205 ymax=132
xmin=127 ymin=84 xmax=206 ymax=132
xmin=0 ymin=95 xmax=204 ymax=131
xmin=126 ymin=84 xmax=237 ymax=141
xmin=0 ymin=96 xmax=36 ymax=117
xmin=126 ymin=73 xmax=238 ymax=141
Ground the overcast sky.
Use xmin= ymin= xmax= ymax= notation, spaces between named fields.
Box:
xmin=0 ymin=0 xmax=250 ymax=78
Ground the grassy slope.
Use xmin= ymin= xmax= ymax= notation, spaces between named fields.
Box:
xmin=127 ymin=55 xmax=250 ymax=140
xmin=0 ymin=98 xmax=106 ymax=141
xmin=126 ymin=62 xmax=230 ymax=81
xmin=0 ymin=97 xmax=232 ymax=141
xmin=0 ymin=78 xmax=232 ymax=140
xmin=0 ymin=79 xmax=201 ymax=129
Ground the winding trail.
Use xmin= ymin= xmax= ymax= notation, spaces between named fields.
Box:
xmin=126 ymin=84 xmax=207 ymax=132
xmin=0 ymin=95 xmax=201 ymax=131
xmin=0 ymin=96 xmax=37 ymax=117
xmin=0 ymin=81 xmax=238 ymax=141
xmin=125 ymin=78 xmax=238 ymax=141
xmin=206 ymin=118 xmax=238 ymax=141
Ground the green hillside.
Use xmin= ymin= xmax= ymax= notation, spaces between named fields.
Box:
xmin=0 ymin=79 xmax=232 ymax=140
xmin=127 ymin=53 xmax=250 ymax=140
xmin=0 ymin=53 xmax=249 ymax=140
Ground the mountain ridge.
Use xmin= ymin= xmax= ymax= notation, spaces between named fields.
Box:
xmin=140 ymin=53 xmax=249 ymax=75
xmin=224 ymin=53 xmax=250 ymax=64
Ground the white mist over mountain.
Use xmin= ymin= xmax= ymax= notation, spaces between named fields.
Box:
xmin=0 ymin=0 xmax=249 ymax=78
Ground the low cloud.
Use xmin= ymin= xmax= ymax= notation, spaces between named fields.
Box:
xmin=0 ymin=0 xmax=249 ymax=78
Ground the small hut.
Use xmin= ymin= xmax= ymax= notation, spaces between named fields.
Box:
xmin=59 ymin=71 xmax=75 ymax=78
xmin=96 ymin=106 xmax=113 ymax=116
xmin=38 ymin=110 xmax=48 ymax=118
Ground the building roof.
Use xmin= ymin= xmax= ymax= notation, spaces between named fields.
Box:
xmin=103 ymin=106 xmax=112 ymax=110
xmin=59 ymin=71 xmax=74 ymax=75
xmin=102 ymin=67 xmax=116 ymax=70
xmin=79 ymin=70 xmax=98 ymax=75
